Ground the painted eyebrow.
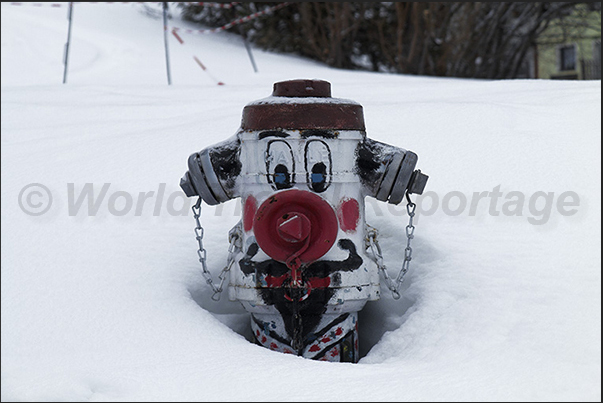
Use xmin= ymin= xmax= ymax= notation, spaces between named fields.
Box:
xmin=300 ymin=129 xmax=336 ymax=139
xmin=258 ymin=130 xmax=290 ymax=140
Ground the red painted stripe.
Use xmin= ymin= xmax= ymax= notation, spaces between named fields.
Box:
xmin=171 ymin=29 xmax=184 ymax=44
xmin=171 ymin=2 xmax=292 ymax=36
xmin=264 ymin=274 xmax=288 ymax=288
xmin=193 ymin=56 xmax=207 ymax=71
xmin=9 ymin=2 xmax=153 ymax=5
xmin=174 ymin=2 xmax=238 ymax=9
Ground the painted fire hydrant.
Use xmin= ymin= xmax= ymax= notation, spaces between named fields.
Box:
xmin=180 ymin=79 xmax=428 ymax=362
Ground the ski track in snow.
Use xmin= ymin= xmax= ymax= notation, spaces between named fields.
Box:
xmin=1 ymin=3 xmax=601 ymax=402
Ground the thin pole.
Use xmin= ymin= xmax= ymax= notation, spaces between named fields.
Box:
xmin=238 ymin=25 xmax=258 ymax=73
xmin=62 ymin=2 xmax=73 ymax=84
xmin=162 ymin=2 xmax=172 ymax=85
xmin=234 ymin=4 xmax=258 ymax=73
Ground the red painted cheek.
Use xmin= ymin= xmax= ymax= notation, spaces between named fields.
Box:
xmin=243 ymin=195 xmax=257 ymax=232
xmin=337 ymin=198 xmax=360 ymax=233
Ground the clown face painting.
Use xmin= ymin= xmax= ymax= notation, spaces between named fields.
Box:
xmin=181 ymin=80 xmax=427 ymax=362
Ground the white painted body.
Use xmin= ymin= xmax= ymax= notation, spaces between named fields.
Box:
xmin=227 ymin=129 xmax=381 ymax=309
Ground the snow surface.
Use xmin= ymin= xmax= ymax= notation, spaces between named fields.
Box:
xmin=1 ymin=3 xmax=601 ymax=401
xmin=246 ymin=95 xmax=361 ymax=105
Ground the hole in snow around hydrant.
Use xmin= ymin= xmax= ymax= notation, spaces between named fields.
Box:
xmin=186 ymin=221 xmax=434 ymax=362
xmin=188 ymin=277 xmax=418 ymax=362
xmin=188 ymin=284 xmax=254 ymax=342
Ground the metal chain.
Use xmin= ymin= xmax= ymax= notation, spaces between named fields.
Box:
xmin=192 ymin=197 xmax=242 ymax=301
xmin=292 ymin=309 xmax=303 ymax=353
xmin=366 ymin=193 xmax=417 ymax=300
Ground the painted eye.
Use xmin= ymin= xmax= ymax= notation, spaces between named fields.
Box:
xmin=274 ymin=164 xmax=290 ymax=187
xmin=310 ymin=163 xmax=327 ymax=191
xmin=305 ymin=140 xmax=331 ymax=193
xmin=266 ymin=140 xmax=295 ymax=190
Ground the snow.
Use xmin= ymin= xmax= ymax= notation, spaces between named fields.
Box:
xmin=247 ymin=95 xmax=361 ymax=105
xmin=1 ymin=2 xmax=601 ymax=401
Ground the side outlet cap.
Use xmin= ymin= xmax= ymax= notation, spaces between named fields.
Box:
xmin=408 ymin=170 xmax=428 ymax=195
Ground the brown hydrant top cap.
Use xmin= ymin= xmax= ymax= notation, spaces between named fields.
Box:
xmin=272 ymin=79 xmax=331 ymax=98
xmin=241 ymin=79 xmax=365 ymax=131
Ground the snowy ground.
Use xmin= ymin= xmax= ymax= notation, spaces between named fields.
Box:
xmin=1 ymin=3 xmax=601 ymax=402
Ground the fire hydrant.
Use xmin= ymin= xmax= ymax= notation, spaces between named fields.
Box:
xmin=180 ymin=79 xmax=427 ymax=362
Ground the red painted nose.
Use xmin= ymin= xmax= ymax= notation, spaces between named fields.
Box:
xmin=253 ymin=189 xmax=338 ymax=264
